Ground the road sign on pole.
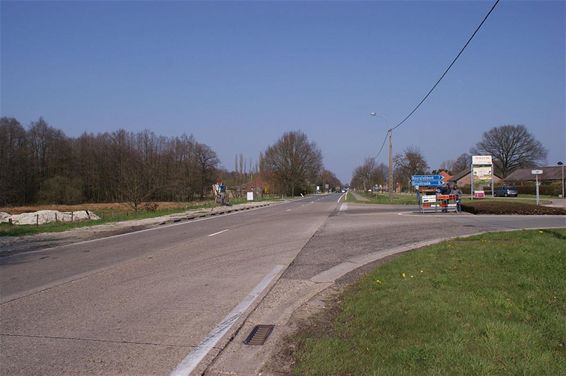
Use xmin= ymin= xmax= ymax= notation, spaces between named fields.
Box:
xmin=411 ymin=175 xmax=444 ymax=187
xmin=532 ymin=170 xmax=543 ymax=205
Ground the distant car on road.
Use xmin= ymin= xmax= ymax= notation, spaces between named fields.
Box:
xmin=494 ymin=186 xmax=518 ymax=197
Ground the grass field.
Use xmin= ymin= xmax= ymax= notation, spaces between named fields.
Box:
xmin=292 ymin=229 xmax=566 ymax=376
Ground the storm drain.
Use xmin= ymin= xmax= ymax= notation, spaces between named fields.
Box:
xmin=243 ymin=325 xmax=274 ymax=345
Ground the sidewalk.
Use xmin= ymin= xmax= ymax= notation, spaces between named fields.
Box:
xmin=546 ymin=198 xmax=566 ymax=208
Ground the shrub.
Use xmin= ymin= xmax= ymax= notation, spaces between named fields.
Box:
xmin=462 ymin=201 xmax=566 ymax=215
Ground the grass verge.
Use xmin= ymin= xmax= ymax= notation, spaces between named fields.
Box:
xmin=346 ymin=192 xmax=418 ymax=205
xmin=291 ymin=229 xmax=566 ymax=376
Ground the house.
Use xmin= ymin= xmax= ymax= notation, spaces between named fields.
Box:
xmin=439 ymin=171 xmax=453 ymax=183
xmin=504 ymin=166 xmax=563 ymax=184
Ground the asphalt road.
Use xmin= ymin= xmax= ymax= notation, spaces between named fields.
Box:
xmin=0 ymin=195 xmax=341 ymax=376
xmin=1 ymin=194 xmax=564 ymax=376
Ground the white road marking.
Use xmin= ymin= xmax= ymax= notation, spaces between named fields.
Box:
xmin=286 ymin=209 xmax=292 ymax=212
xmin=339 ymin=203 xmax=348 ymax=212
xmin=169 ymin=265 xmax=285 ymax=376
xmin=208 ymin=229 xmax=229 ymax=237
xmin=337 ymin=193 xmax=346 ymax=203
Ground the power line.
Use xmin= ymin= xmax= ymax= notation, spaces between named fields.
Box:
xmin=390 ymin=0 xmax=500 ymax=132
xmin=371 ymin=132 xmax=389 ymax=161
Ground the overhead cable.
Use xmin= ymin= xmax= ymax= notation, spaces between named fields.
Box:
xmin=390 ymin=0 xmax=501 ymax=132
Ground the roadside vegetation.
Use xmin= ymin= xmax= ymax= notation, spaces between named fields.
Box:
xmin=0 ymin=197 xmax=277 ymax=237
xmin=462 ymin=200 xmax=566 ymax=215
xmin=346 ymin=191 xmax=417 ymax=205
xmin=345 ymin=191 xmax=561 ymax=214
xmin=290 ymin=229 xmax=566 ymax=375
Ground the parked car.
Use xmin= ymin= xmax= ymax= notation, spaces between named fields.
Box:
xmin=494 ymin=186 xmax=518 ymax=197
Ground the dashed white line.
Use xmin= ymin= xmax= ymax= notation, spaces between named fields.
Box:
xmin=169 ymin=265 xmax=285 ymax=376
xmin=208 ymin=229 xmax=229 ymax=237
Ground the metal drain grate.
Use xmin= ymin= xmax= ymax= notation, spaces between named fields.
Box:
xmin=243 ymin=325 xmax=274 ymax=345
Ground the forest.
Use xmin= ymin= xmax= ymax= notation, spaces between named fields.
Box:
xmin=0 ymin=118 xmax=342 ymax=208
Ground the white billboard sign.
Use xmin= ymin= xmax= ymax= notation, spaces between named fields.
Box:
xmin=473 ymin=166 xmax=492 ymax=178
xmin=531 ymin=170 xmax=543 ymax=175
xmin=472 ymin=155 xmax=492 ymax=165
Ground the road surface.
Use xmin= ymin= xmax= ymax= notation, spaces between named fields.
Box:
xmin=1 ymin=194 xmax=564 ymax=375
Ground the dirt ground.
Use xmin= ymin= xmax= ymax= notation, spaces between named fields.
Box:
xmin=0 ymin=201 xmax=201 ymax=214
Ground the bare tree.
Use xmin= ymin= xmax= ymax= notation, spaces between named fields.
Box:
xmin=194 ymin=142 xmax=220 ymax=198
xmin=318 ymin=169 xmax=342 ymax=192
xmin=472 ymin=125 xmax=547 ymax=177
xmin=350 ymin=158 xmax=386 ymax=192
xmin=394 ymin=146 xmax=429 ymax=191
xmin=439 ymin=159 xmax=455 ymax=173
xmin=452 ymin=153 xmax=471 ymax=174
xmin=261 ymin=131 xmax=322 ymax=196
xmin=0 ymin=118 xmax=31 ymax=205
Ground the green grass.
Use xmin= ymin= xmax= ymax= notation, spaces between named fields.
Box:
xmin=346 ymin=191 xmax=418 ymax=205
xmin=292 ymin=229 xmax=566 ymax=376
xmin=0 ymin=196 xmax=276 ymax=237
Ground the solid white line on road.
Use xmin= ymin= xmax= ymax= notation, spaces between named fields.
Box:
xmin=339 ymin=203 xmax=348 ymax=212
xmin=208 ymin=229 xmax=229 ymax=237
xmin=337 ymin=193 xmax=346 ymax=203
xmin=169 ymin=265 xmax=285 ymax=376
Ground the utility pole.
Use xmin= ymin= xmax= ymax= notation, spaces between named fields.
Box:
xmin=388 ymin=129 xmax=393 ymax=200
xmin=558 ymin=161 xmax=564 ymax=198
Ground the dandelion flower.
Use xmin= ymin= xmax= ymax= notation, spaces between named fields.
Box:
xmin=402 ymin=273 xmax=406 ymax=278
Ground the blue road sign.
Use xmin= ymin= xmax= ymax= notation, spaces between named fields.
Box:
xmin=411 ymin=175 xmax=444 ymax=187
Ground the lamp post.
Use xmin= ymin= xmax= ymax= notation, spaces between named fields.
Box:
xmin=370 ymin=113 xmax=393 ymax=200
xmin=558 ymin=161 xmax=564 ymax=198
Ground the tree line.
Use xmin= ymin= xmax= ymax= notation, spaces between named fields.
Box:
xmin=1 ymin=117 xmax=220 ymax=207
xmin=0 ymin=118 xmax=340 ymax=207
xmin=350 ymin=124 xmax=547 ymax=191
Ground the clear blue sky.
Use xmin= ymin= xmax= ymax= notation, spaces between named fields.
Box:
xmin=1 ymin=0 xmax=564 ymax=183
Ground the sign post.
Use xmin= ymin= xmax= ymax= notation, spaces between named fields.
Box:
xmin=532 ymin=170 xmax=543 ymax=206
xmin=471 ymin=155 xmax=493 ymax=199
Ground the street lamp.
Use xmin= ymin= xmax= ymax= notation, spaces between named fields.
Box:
xmin=370 ymin=113 xmax=393 ymax=200
xmin=558 ymin=161 xmax=564 ymax=198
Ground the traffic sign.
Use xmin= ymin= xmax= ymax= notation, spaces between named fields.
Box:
xmin=411 ymin=175 xmax=444 ymax=187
